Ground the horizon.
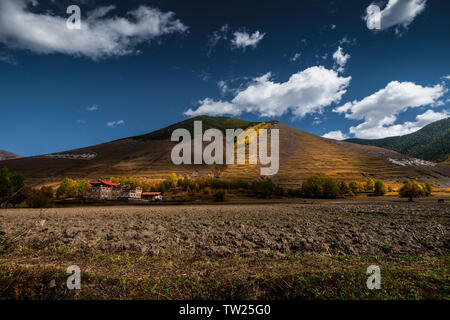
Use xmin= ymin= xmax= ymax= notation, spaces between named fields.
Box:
xmin=1 ymin=0 xmax=450 ymax=157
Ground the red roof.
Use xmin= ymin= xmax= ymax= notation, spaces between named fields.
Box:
xmin=89 ymin=181 xmax=120 ymax=186
xmin=142 ymin=192 xmax=162 ymax=195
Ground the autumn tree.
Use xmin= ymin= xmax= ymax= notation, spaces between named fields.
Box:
xmin=365 ymin=178 xmax=375 ymax=192
xmin=399 ymin=180 xmax=427 ymax=201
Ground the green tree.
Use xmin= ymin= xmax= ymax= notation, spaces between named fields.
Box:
xmin=56 ymin=178 xmax=91 ymax=199
xmin=424 ymin=182 xmax=432 ymax=196
xmin=302 ymin=176 xmax=340 ymax=199
xmin=76 ymin=179 xmax=91 ymax=197
xmin=339 ymin=181 xmax=351 ymax=196
xmin=374 ymin=180 xmax=387 ymax=196
xmin=56 ymin=178 xmax=76 ymax=199
xmin=0 ymin=167 xmax=26 ymax=207
xmin=302 ymin=176 xmax=324 ymax=198
xmin=323 ymin=178 xmax=340 ymax=199
xmin=349 ymin=181 xmax=360 ymax=194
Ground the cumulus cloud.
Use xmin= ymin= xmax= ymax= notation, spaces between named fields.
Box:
xmin=442 ymin=75 xmax=450 ymax=80
xmin=334 ymin=80 xmax=446 ymax=139
xmin=0 ymin=0 xmax=188 ymax=60
xmin=364 ymin=0 xmax=426 ymax=33
xmin=107 ymin=120 xmax=125 ymax=128
xmin=322 ymin=130 xmax=349 ymax=140
xmin=184 ymin=66 xmax=351 ymax=118
xmin=332 ymin=46 xmax=350 ymax=73
xmin=185 ymin=99 xmax=239 ymax=117
xmin=86 ymin=105 xmax=98 ymax=111
xmin=231 ymin=30 xmax=265 ymax=50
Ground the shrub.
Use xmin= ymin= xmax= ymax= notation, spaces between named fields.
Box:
xmin=251 ymin=179 xmax=277 ymax=198
xmin=374 ymin=180 xmax=387 ymax=196
xmin=26 ymin=186 xmax=54 ymax=208
xmin=213 ymin=190 xmax=226 ymax=202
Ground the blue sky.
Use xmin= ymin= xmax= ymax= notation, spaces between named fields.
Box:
xmin=0 ymin=0 xmax=449 ymax=156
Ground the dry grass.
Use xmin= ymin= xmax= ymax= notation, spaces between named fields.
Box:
xmin=1 ymin=248 xmax=448 ymax=300
xmin=0 ymin=199 xmax=448 ymax=300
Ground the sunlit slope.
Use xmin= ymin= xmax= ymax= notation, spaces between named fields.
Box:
xmin=1 ymin=117 xmax=449 ymax=186
xmin=221 ymin=122 xmax=450 ymax=187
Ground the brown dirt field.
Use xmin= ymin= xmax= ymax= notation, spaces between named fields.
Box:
xmin=0 ymin=198 xmax=449 ymax=299
xmin=1 ymin=199 xmax=448 ymax=257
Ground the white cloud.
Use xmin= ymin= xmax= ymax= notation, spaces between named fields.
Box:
xmin=358 ymin=109 xmax=449 ymax=138
xmin=334 ymin=81 xmax=446 ymax=139
xmin=206 ymin=24 xmax=229 ymax=56
xmin=107 ymin=120 xmax=125 ymax=128
xmin=184 ymin=66 xmax=351 ymax=118
xmin=87 ymin=105 xmax=98 ymax=111
xmin=332 ymin=46 xmax=350 ymax=73
xmin=0 ymin=0 xmax=188 ymax=60
xmin=290 ymin=53 xmax=301 ymax=62
xmin=322 ymin=130 xmax=349 ymax=140
xmin=442 ymin=75 xmax=450 ymax=80
xmin=364 ymin=0 xmax=427 ymax=32
xmin=231 ymin=30 xmax=265 ymax=49
xmin=185 ymin=99 xmax=239 ymax=117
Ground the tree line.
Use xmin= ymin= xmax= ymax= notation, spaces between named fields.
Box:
xmin=0 ymin=166 xmax=436 ymax=207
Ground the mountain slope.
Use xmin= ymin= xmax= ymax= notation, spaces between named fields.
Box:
xmin=0 ymin=150 xmax=20 ymax=161
xmin=346 ymin=117 xmax=450 ymax=164
xmin=1 ymin=116 xmax=449 ymax=187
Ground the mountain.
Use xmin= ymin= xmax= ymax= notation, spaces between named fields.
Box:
xmin=0 ymin=150 xmax=20 ymax=161
xmin=346 ymin=118 xmax=450 ymax=165
xmin=0 ymin=116 xmax=449 ymax=187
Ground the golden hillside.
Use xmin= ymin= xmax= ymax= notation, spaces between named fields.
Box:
xmin=1 ymin=116 xmax=449 ymax=187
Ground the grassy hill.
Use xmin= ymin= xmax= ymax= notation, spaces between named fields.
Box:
xmin=346 ymin=117 xmax=450 ymax=164
xmin=0 ymin=116 xmax=449 ymax=187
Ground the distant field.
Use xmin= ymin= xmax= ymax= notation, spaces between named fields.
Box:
xmin=0 ymin=198 xmax=448 ymax=299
